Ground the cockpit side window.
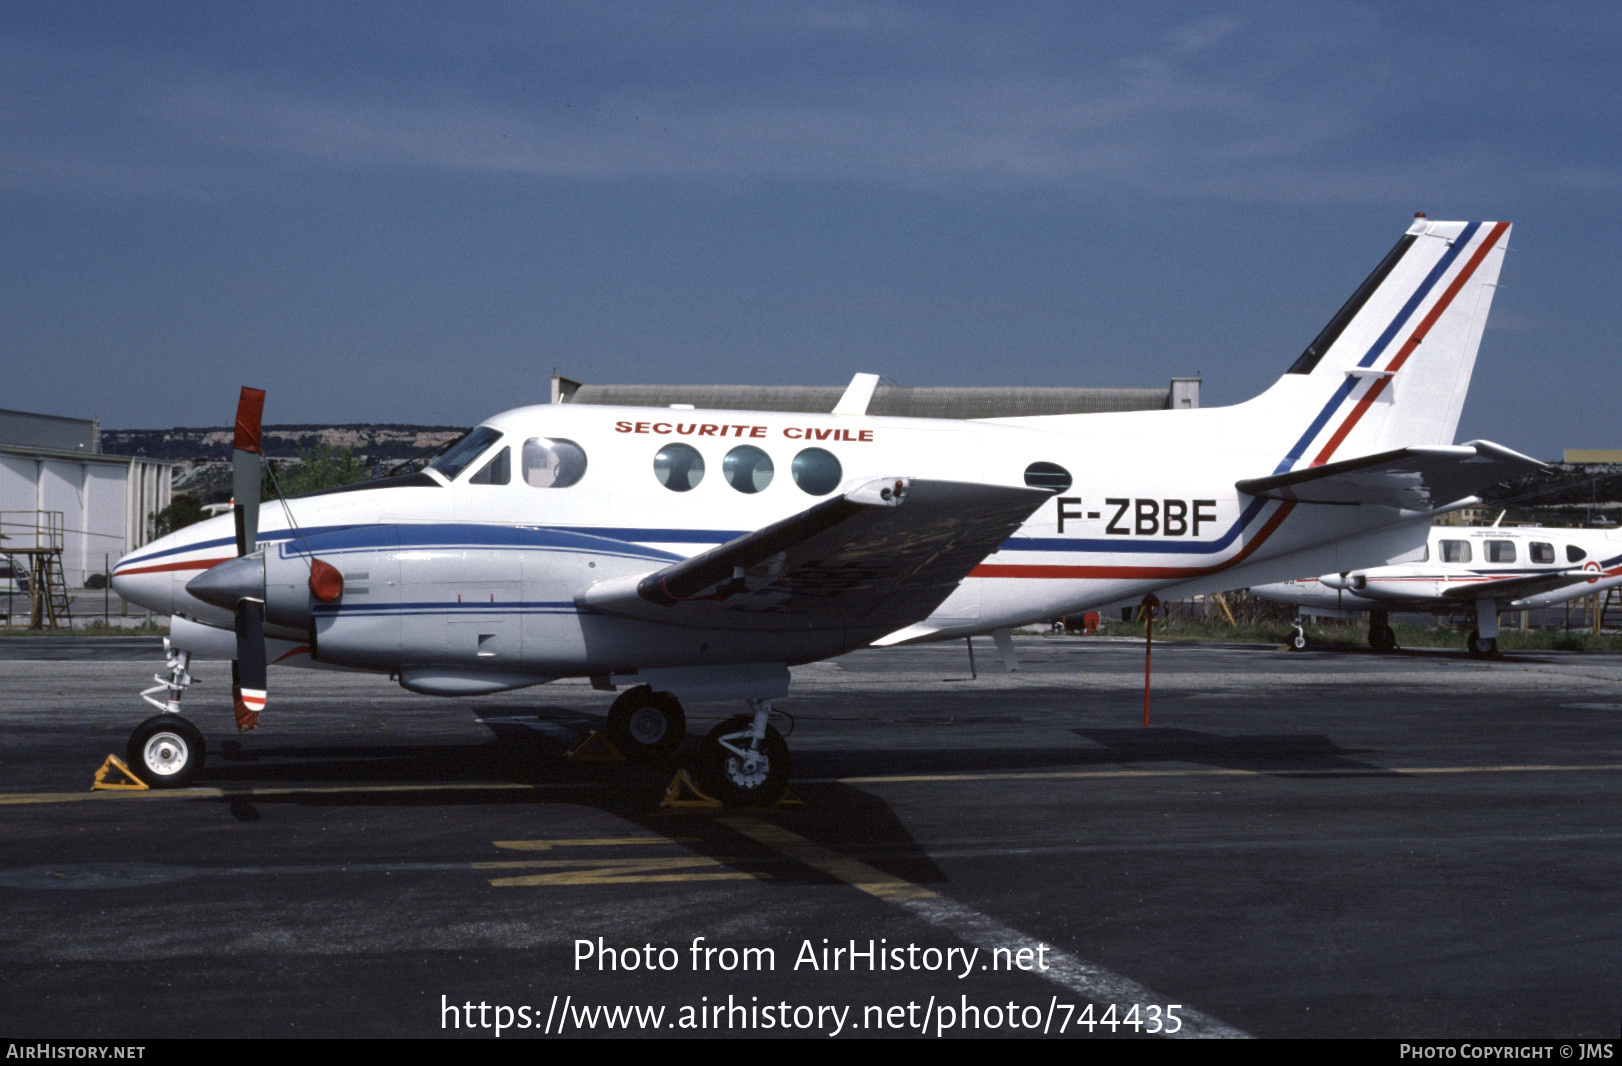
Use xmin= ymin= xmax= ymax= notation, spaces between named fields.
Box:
xmin=428 ymin=427 xmax=503 ymax=481
xmin=470 ymin=447 xmax=510 ymax=485
xmin=522 ymin=438 xmax=588 ymax=488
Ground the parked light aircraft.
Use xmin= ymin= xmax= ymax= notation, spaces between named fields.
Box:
xmin=111 ymin=217 xmax=1537 ymax=804
xmin=1252 ymin=522 xmax=1622 ymax=656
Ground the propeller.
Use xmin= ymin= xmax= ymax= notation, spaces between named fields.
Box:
xmin=189 ymin=386 xmax=345 ymax=732
xmin=230 ymin=387 xmax=267 ymax=732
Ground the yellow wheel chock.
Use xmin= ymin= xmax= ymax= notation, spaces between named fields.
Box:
xmin=565 ymin=730 xmax=626 ymax=762
xmin=660 ymin=769 xmax=803 ymax=809
xmin=91 ymin=754 xmax=149 ymax=791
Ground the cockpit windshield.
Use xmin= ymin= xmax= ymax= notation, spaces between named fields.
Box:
xmin=427 ymin=426 xmax=503 ymax=481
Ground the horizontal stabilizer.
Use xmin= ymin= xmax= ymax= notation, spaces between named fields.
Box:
xmin=1236 ymin=440 xmax=1542 ymax=511
xmin=581 ymin=478 xmax=1049 ymax=631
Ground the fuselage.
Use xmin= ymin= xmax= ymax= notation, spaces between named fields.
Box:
xmin=112 ymin=398 xmax=1432 ymax=680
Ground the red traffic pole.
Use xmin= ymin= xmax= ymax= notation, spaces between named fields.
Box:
xmin=1141 ymin=593 xmax=1161 ymax=726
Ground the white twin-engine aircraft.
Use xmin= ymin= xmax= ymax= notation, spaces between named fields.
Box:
xmin=1254 ymin=522 xmax=1622 ymax=656
xmin=112 ymin=217 xmax=1538 ymax=804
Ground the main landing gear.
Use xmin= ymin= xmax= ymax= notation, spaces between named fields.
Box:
xmin=604 ymin=685 xmax=687 ymax=760
xmin=1467 ymin=598 xmax=1501 ymax=659
xmin=602 ymin=687 xmax=789 ymax=806
xmin=128 ymin=640 xmax=206 ymax=788
xmin=696 ymin=700 xmax=789 ymax=808
xmin=1368 ymin=610 xmax=1398 ymax=653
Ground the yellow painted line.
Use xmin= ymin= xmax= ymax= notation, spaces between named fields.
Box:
xmin=4 ymin=762 xmax=1621 ymax=809
xmin=492 ymin=837 xmax=694 ymax=851
xmin=485 ymin=856 xmax=760 ymax=887
xmin=722 ymin=815 xmax=937 ymax=902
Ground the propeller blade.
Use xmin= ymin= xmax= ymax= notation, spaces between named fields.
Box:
xmin=232 ymin=599 xmax=267 ymax=732
xmin=232 ymin=387 xmax=266 ymax=557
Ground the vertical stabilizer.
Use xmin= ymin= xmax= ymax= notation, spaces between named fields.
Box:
xmin=1243 ymin=218 xmax=1510 ymax=473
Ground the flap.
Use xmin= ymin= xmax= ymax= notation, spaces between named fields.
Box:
xmin=1236 ymin=440 xmax=1543 ymax=510
xmin=580 ymin=478 xmax=1049 ymax=631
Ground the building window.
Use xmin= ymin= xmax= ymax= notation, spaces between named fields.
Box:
xmin=791 ymin=448 xmax=841 ymax=495
xmin=1023 ymin=462 xmax=1072 ymax=494
xmin=1485 ymin=540 xmax=1516 ymax=563
xmin=522 ymin=438 xmax=588 ymax=488
xmin=1440 ymin=540 xmax=1471 ymax=563
xmin=653 ymin=443 xmax=705 ymax=492
xmin=723 ymin=446 xmax=774 ymax=494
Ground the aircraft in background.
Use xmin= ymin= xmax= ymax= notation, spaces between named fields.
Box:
xmin=111 ymin=217 xmax=1537 ymax=804
xmin=1253 ymin=522 xmax=1622 ymax=656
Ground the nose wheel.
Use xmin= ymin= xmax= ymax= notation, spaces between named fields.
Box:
xmin=126 ymin=715 xmax=206 ymax=788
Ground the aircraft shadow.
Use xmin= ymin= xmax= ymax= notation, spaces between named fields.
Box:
xmin=207 ymin=710 xmax=949 ymax=888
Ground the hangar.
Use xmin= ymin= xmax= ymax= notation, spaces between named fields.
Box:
xmin=0 ymin=409 xmax=174 ymax=622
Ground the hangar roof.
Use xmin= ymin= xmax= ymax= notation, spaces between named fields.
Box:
xmin=551 ymin=376 xmax=1199 ymax=418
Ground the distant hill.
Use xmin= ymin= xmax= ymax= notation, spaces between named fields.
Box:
xmin=101 ymin=424 xmax=466 ymax=463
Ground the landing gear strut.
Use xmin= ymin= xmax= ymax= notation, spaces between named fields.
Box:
xmin=604 ymin=685 xmax=686 ymax=760
xmin=1468 ymin=598 xmax=1501 ymax=659
xmin=1289 ymin=619 xmax=1309 ymax=651
xmin=698 ymin=700 xmax=789 ymax=807
xmin=1368 ymin=610 xmax=1397 ymax=653
xmin=128 ymin=639 xmax=206 ymax=788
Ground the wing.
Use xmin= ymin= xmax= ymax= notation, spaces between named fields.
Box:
xmin=1437 ymin=569 xmax=1598 ymax=603
xmin=1235 ymin=440 xmax=1542 ymax=510
xmin=580 ymin=478 xmax=1049 ymax=631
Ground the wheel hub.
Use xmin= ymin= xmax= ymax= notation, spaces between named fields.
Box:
xmin=627 ymin=707 xmax=667 ymax=745
xmin=725 ymin=750 xmax=770 ymax=789
xmin=143 ymin=733 xmax=188 ymax=776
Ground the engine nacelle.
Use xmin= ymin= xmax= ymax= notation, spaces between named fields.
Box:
xmin=1317 ymin=572 xmax=1367 ymax=591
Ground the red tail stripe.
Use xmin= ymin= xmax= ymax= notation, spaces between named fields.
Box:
xmin=1309 ymin=222 xmax=1510 ymax=468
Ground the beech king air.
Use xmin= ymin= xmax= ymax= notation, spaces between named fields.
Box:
xmin=112 ymin=217 xmax=1538 ymax=805
xmin=1253 ymin=523 xmax=1622 ymax=656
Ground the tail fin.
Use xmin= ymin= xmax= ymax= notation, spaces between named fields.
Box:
xmin=1243 ymin=218 xmax=1510 ymax=474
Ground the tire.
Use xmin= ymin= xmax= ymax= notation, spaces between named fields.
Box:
xmin=698 ymin=715 xmax=790 ymax=808
xmin=127 ymin=715 xmax=205 ymax=789
xmin=1370 ymin=624 xmax=1397 ymax=652
xmin=605 ymin=686 xmax=686 ymax=760
xmin=1290 ymin=631 xmax=1308 ymax=651
xmin=1467 ymin=629 xmax=1497 ymax=658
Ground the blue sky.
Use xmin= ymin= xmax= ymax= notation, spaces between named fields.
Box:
xmin=2 ymin=1 xmax=1617 ymax=459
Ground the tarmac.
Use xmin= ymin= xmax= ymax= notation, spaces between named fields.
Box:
xmin=0 ymin=634 xmax=1618 ymax=1039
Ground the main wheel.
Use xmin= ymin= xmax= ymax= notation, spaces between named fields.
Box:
xmin=605 ymin=686 xmax=685 ymax=760
xmin=127 ymin=715 xmax=205 ymax=788
xmin=1467 ymin=629 xmax=1498 ymax=658
xmin=698 ymin=715 xmax=790 ymax=808
xmin=1370 ymin=624 xmax=1397 ymax=652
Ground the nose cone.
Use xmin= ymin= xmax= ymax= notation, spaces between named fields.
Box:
xmin=185 ymin=553 xmax=266 ymax=610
